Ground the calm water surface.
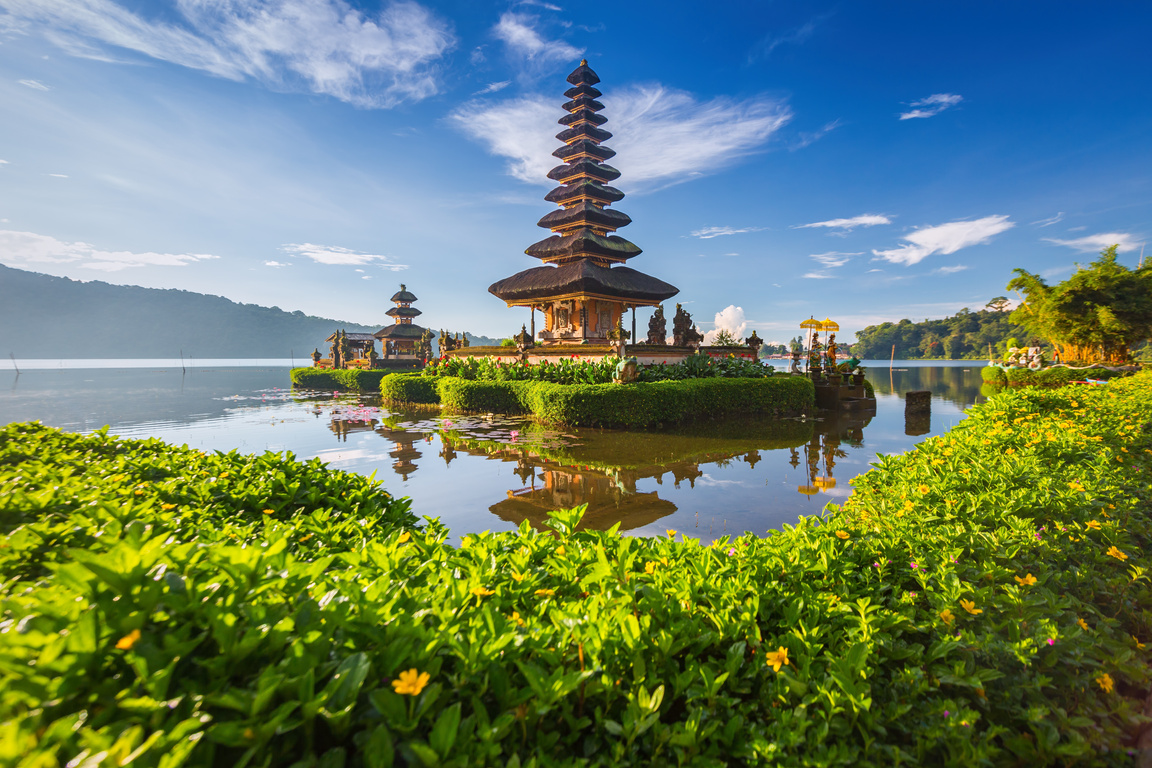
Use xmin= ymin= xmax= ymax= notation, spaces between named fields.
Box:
xmin=1 ymin=360 xmax=987 ymax=542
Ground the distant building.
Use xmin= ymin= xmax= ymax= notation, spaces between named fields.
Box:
xmin=374 ymin=284 xmax=428 ymax=359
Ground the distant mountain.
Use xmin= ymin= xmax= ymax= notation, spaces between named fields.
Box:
xmin=0 ymin=264 xmax=381 ymax=359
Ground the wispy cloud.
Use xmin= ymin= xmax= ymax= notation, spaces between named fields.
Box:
xmin=793 ymin=118 xmax=841 ymax=150
xmin=689 ymin=226 xmax=765 ymax=239
xmin=281 ymin=242 xmax=408 ymax=270
xmin=796 ymin=214 xmax=890 ymax=233
xmin=1043 ymin=232 xmax=1143 ymax=253
xmin=747 ymin=15 xmax=827 ymax=62
xmin=264 ymin=260 xmax=290 ymax=267
xmin=492 ymin=12 xmax=580 ymax=63
xmin=0 ymin=229 xmax=219 ymax=272
xmin=17 ymin=79 xmax=51 ymax=90
xmin=47 ymin=173 xmax=69 ymax=178
xmin=802 ymin=251 xmax=860 ymax=279
xmin=1031 ymin=212 xmax=1064 ymax=227
xmin=449 ymin=85 xmax=791 ymax=188
xmin=474 ymin=80 xmax=511 ymax=95
xmin=517 ymin=0 xmax=563 ymax=12
xmin=872 ymin=215 xmax=1014 ymax=266
xmin=935 ymin=265 xmax=969 ymax=274
xmin=3 ymin=0 xmax=456 ymax=108
xmin=899 ymin=93 xmax=962 ymax=120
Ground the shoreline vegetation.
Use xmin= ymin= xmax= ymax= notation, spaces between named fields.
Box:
xmin=2 ymin=373 xmax=1150 ymax=764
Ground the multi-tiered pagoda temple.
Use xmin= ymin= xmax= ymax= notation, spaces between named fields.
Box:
xmin=374 ymin=284 xmax=427 ymax=357
xmin=489 ymin=60 xmax=678 ymax=344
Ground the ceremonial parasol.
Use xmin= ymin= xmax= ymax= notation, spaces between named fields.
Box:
xmin=800 ymin=317 xmax=823 ymax=356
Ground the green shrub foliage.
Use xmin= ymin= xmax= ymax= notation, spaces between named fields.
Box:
xmin=3 ymin=372 xmax=1152 ymax=765
xmin=289 ymin=367 xmax=407 ymax=391
xmin=379 ymin=373 xmax=439 ymax=404
xmin=383 ymin=374 xmax=815 ymax=428
xmin=422 ymin=353 xmax=772 ymax=385
xmin=981 ymin=366 xmax=1129 ymax=388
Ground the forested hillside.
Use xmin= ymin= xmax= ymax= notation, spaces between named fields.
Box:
xmin=851 ymin=299 xmax=1031 ymax=360
xmin=0 ymin=264 xmax=378 ymax=359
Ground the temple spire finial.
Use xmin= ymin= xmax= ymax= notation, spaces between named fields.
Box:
xmin=580 ymin=58 xmax=587 ymax=66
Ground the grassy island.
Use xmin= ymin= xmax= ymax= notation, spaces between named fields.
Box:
xmin=3 ymin=372 xmax=1151 ymax=766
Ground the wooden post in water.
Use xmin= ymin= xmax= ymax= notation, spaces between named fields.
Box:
xmin=9 ymin=353 xmax=19 ymax=375
xmin=890 ymin=344 xmax=895 ymax=368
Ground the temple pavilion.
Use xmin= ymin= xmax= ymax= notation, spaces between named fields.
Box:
xmin=489 ymin=60 xmax=678 ymax=344
xmin=374 ymin=284 xmax=427 ymax=358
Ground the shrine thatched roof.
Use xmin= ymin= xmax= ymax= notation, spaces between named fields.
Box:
xmin=325 ymin=332 xmax=376 ymax=343
xmin=489 ymin=260 xmax=678 ymax=304
xmin=374 ymin=324 xmax=427 ymax=340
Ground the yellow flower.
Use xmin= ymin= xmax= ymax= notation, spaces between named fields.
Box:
xmin=917 ymin=484 xmax=930 ymax=494
xmin=115 ymin=629 xmax=141 ymax=650
xmin=262 ymin=508 xmax=274 ymax=515
xmin=939 ymin=609 xmax=955 ymax=626
xmin=765 ymin=646 xmax=790 ymax=672
xmin=1132 ymin=635 xmax=1146 ymax=650
xmin=392 ymin=668 xmax=430 ymax=696
xmin=555 ymin=546 xmax=566 ymax=556
xmin=511 ymin=611 xmax=525 ymax=627
xmin=1085 ymin=520 xmax=1101 ymax=530
xmin=461 ymin=536 xmax=472 ymax=548
xmin=960 ymin=599 xmax=982 ymax=616
xmin=219 ymin=472 xmax=230 ymax=479
xmin=1096 ymin=673 xmax=1114 ymax=693
xmin=644 ymin=561 xmax=658 ymax=574
xmin=931 ymin=458 xmax=944 ymax=466
xmin=1014 ymin=574 xmax=1037 ymax=587
xmin=134 ymin=489 xmax=144 ymax=496
xmin=510 ymin=570 xmax=525 ymax=582
xmin=1078 ymin=618 xmax=1090 ymax=630
xmin=161 ymin=503 xmax=177 ymax=510
xmin=534 ymin=588 xmax=555 ymax=597
xmin=471 ymin=587 xmax=495 ymax=597
xmin=904 ymin=500 xmax=915 ymax=511
xmin=835 ymin=530 xmax=850 ymax=540
xmin=1106 ymin=546 xmax=1128 ymax=561
xmin=666 ymin=529 xmax=677 ymax=538
xmin=398 ymin=531 xmax=411 ymax=543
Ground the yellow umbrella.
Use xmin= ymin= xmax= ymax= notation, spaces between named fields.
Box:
xmin=799 ymin=317 xmax=823 ymax=365
xmin=821 ymin=318 xmax=839 ymax=364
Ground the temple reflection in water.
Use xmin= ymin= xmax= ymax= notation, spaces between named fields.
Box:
xmin=325 ymin=407 xmax=874 ymax=533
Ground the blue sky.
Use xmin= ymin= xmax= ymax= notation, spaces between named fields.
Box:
xmin=1 ymin=1 xmax=1149 ymax=345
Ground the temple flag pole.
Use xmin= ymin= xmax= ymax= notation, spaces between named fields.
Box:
xmin=890 ymin=344 xmax=896 ymax=368
xmin=631 ymin=307 xmax=636 ymax=345
xmin=180 ymin=350 xmax=185 ymax=374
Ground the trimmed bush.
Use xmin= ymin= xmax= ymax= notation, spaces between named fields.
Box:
xmin=1004 ymin=366 xmax=1127 ymax=387
xmin=4 ymin=373 xmax=1152 ymax=765
xmin=379 ymin=373 xmax=439 ymax=405
xmin=435 ymin=377 xmax=531 ymax=414
xmin=290 ymin=367 xmax=402 ymax=391
xmin=981 ymin=366 xmax=1008 ymax=385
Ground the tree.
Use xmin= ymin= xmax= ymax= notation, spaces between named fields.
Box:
xmin=1007 ymin=245 xmax=1152 ymax=363
xmin=985 ymin=296 xmax=1011 ymax=313
xmin=713 ymin=329 xmax=740 ymax=347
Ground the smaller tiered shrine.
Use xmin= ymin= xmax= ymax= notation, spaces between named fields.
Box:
xmin=374 ymin=285 xmax=429 ymax=359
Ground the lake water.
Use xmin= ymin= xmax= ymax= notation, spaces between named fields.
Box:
xmin=0 ymin=360 xmax=988 ymax=542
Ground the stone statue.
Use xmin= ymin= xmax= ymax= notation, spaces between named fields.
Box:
xmin=439 ymin=329 xmax=457 ymax=353
xmin=789 ymin=348 xmax=803 ymax=375
xmin=808 ymin=338 xmax=823 ymax=374
xmin=647 ymin=305 xmax=667 ymax=345
xmin=367 ymin=341 xmax=377 ymax=365
xmin=607 ymin=318 xmax=630 ymax=357
xmin=672 ymin=304 xmax=704 ymax=347
xmin=419 ymin=329 xmax=434 ymax=360
xmin=513 ymin=324 xmax=533 ymax=354
xmin=743 ymin=330 xmax=764 ymax=354
xmin=613 ymin=356 xmax=639 ymax=384
xmin=826 ymin=333 xmax=837 ymax=371
xmin=330 ymin=331 xmax=342 ymax=370
xmin=460 ymin=333 xmax=469 ymax=348
xmin=311 ymin=348 xmax=322 ymax=365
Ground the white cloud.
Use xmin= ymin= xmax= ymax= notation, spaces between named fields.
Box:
xmin=0 ymin=229 xmax=219 ymax=271
xmin=449 ymin=85 xmax=791 ymax=188
xmin=810 ymin=251 xmax=859 ymax=269
xmin=18 ymin=79 xmax=51 ymax=90
xmin=361 ymin=275 xmax=372 ymax=279
xmin=689 ymin=225 xmax=765 ymax=239
xmin=801 ymin=272 xmax=836 ymax=279
xmin=474 ymin=80 xmax=511 ymax=95
xmin=0 ymin=159 xmax=8 ymax=165
xmin=264 ymin=260 xmax=289 ymax=267
xmin=3 ymin=0 xmax=456 ymax=108
xmin=47 ymin=173 xmax=69 ymax=178
xmin=793 ymin=118 xmax=841 ymax=150
xmin=518 ymin=0 xmax=563 ymax=11
xmin=1042 ymin=232 xmax=1143 ymax=254
xmin=872 ymin=215 xmax=1014 ymax=266
xmin=935 ymin=265 xmax=969 ymax=274
xmin=1031 ymin=212 xmax=1064 ymax=227
xmin=748 ymin=15 xmax=825 ymax=62
xmin=796 ymin=214 xmax=890 ymax=232
xmin=899 ymin=93 xmax=962 ymax=120
xmin=492 ymin=12 xmax=580 ymax=62
xmin=703 ymin=305 xmax=747 ymax=345
xmin=281 ymin=242 xmax=408 ymax=269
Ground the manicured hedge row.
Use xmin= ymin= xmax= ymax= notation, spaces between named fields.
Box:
xmin=289 ymin=367 xmax=398 ymax=391
xmin=379 ymin=372 xmax=439 ymax=404
xmin=981 ymin=365 xmax=1131 ymax=388
xmin=382 ymin=374 xmax=816 ymax=428
xmin=4 ymin=374 xmax=1152 ymax=765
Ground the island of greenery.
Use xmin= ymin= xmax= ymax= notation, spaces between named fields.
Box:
xmin=3 ymin=370 xmax=1150 ymax=765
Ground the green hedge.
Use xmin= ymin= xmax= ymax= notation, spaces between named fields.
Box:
xmin=290 ymin=367 xmax=399 ymax=391
xmin=384 ymin=374 xmax=815 ymax=428
xmin=982 ymin=365 xmax=1129 ymax=388
xmin=379 ymin=372 xmax=439 ymax=404
xmin=4 ymin=373 xmax=1152 ymax=765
